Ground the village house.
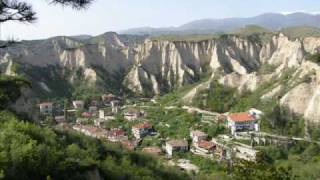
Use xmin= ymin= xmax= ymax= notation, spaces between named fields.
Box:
xmin=124 ymin=108 xmax=143 ymax=121
xmin=102 ymin=93 xmax=120 ymax=105
xmin=227 ymin=112 xmax=259 ymax=135
xmin=108 ymin=128 xmax=128 ymax=142
xmin=98 ymin=108 xmax=114 ymax=120
xmin=72 ymin=100 xmax=84 ymax=110
xmin=54 ymin=115 xmax=65 ymax=123
xmin=190 ymin=130 xmax=208 ymax=143
xmin=91 ymin=100 xmax=99 ymax=107
xmin=142 ymin=147 xmax=162 ymax=156
xmin=94 ymin=116 xmax=114 ymax=127
xmin=132 ymin=122 xmax=153 ymax=139
xmin=89 ymin=106 xmax=98 ymax=114
xmin=73 ymin=124 xmax=108 ymax=139
xmin=193 ymin=140 xmax=216 ymax=154
xmin=39 ymin=102 xmax=53 ymax=115
xmin=110 ymin=100 xmax=121 ymax=114
xmin=166 ymin=140 xmax=188 ymax=157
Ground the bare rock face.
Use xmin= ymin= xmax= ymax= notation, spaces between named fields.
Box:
xmin=304 ymin=87 xmax=320 ymax=123
xmin=125 ymin=35 xmax=262 ymax=95
xmin=279 ymin=61 xmax=320 ymax=123
xmin=261 ymin=85 xmax=283 ymax=100
xmin=303 ymin=37 xmax=320 ymax=54
xmin=280 ymin=83 xmax=315 ymax=115
xmin=2 ymin=32 xmax=320 ymax=123
xmin=262 ymin=34 xmax=304 ymax=69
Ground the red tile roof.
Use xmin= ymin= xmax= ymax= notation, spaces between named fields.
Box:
xmin=109 ymin=129 xmax=125 ymax=137
xmin=198 ymin=140 xmax=216 ymax=150
xmin=228 ymin=112 xmax=255 ymax=122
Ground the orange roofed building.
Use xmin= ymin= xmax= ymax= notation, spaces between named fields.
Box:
xmin=196 ymin=140 xmax=216 ymax=154
xmin=227 ymin=112 xmax=259 ymax=135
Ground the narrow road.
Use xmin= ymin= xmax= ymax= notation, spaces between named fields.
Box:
xmin=252 ymin=132 xmax=320 ymax=144
xmin=182 ymin=106 xmax=221 ymax=116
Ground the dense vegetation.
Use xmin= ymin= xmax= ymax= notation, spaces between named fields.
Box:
xmin=0 ymin=111 xmax=188 ymax=180
xmin=306 ymin=53 xmax=320 ymax=64
xmin=253 ymin=141 xmax=320 ymax=180
xmin=0 ymin=76 xmax=31 ymax=109
xmin=193 ymin=80 xmax=236 ymax=113
xmin=232 ymin=25 xmax=272 ymax=36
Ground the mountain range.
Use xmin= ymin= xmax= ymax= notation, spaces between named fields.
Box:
xmin=119 ymin=12 xmax=320 ymax=35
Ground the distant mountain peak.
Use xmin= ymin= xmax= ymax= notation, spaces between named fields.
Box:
xmin=119 ymin=12 xmax=320 ymax=36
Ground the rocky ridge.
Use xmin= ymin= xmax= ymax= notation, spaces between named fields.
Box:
xmin=1 ymin=32 xmax=320 ymax=122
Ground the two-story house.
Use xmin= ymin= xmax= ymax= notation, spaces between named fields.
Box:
xmin=190 ymin=130 xmax=208 ymax=144
xmin=165 ymin=140 xmax=188 ymax=157
xmin=39 ymin=102 xmax=53 ymax=115
xmin=132 ymin=122 xmax=152 ymax=139
xmin=227 ymin=112 xmax=258 ymax=135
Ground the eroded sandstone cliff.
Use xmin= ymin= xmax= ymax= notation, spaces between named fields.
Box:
xmin=1 ymin=32 xmax=320 ymax=122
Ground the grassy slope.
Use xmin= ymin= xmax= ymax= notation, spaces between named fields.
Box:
xmin=281 ymin=26 xmax=320 ymax=39
xmin=150 ymin=34 xmax=220 ymax=42
xmin=232 ymin=25 xmax=272 ymax=36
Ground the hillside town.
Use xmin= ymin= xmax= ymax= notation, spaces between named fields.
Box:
xmin=37 ymin=93 xmax=271 ymax=174
xmin=37 ymin=91 xmax=320 ymax=175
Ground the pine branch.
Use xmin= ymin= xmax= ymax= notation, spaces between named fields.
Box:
xmin=0 ymin=0 xmax=36 ymax=23
xmin=49 ymin=0 xmax=94 ymax=9
xmin=0 ymin=0 xmax=93 ymax=48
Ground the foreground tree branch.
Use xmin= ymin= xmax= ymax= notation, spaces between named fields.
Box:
xmin=0 ymin=0 xmax=93 ymax=48
xmin=49 ymin=0 xmax=94 ymax=9
xmin=0 ymin=0 xmax=36 ymax=23
xmin=0 ymin=0 xmax=93 ymax=24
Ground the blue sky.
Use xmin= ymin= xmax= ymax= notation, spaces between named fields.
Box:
xmin=2 ymin=0 xmax=320 ymax=40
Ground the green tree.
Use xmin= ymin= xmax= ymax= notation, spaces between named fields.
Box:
xmin=0 ymin=76 xmax=31 ymax=109
xmin=64 ymin=99 xmax=68 ymax=121
xmin=206 ymin=80 xmax=236 ymax=113
xmin=232 ymin=160 xmax=295 ymax=180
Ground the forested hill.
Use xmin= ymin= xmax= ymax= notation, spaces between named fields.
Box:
xmin=0 ymin=76 xmax=188 ymax=180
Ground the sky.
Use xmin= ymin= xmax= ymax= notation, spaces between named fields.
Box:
xmin=2 ymin=0 xmax=320 ymax=40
